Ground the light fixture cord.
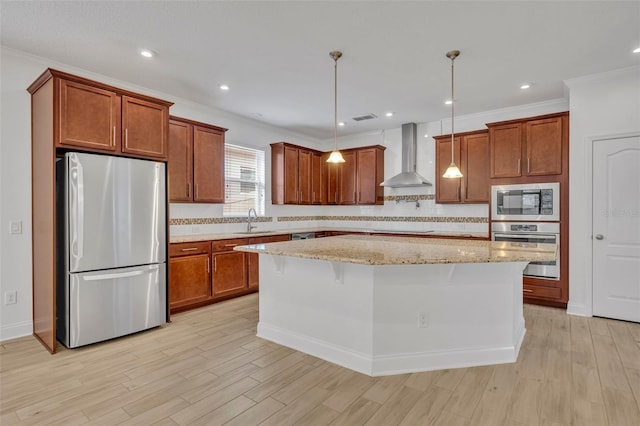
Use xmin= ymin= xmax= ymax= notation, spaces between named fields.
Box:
xmin=334 ymin=56 xmax=338 ymax=152
xmin=450 ymin=56 xmax=455 ymax=164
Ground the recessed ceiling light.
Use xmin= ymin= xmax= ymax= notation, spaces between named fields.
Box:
xmin=385 ymin=112 xmax=394 ymax=117
xmin=633 ymin=47 xmax=640 ymax=53
xmin=424 ymin=133 xmax=429 ymax=138
xmin=338 ymin=122 xmax=345 ymax=127
xmin=520 ymin=83 xmax=531 ymax=90
xmin=444 ymin=100 xmax=453 ymax=105
xmin=139 ymin=48 xmax=155 ymax=58
xmin=219 ymin=84 xmax=230 ymax=91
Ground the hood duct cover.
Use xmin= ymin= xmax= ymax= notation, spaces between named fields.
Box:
xmin=380 ymin=122 xmax=432 ymax=187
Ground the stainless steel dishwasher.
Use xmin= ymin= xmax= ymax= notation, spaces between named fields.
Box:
xmin=290 ymin=232 xmax=315 ymax=240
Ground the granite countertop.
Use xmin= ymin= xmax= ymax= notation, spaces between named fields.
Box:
xmin=170 ymin=227 xmax=488 ymax=243
xmin=234 ymin=234 xmax=557 ymax=266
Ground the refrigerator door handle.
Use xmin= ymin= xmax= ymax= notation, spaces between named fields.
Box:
xmin=70 ymin=156 xmax=84 ymax=264
xmin=83 ymin=266 xmax=157 ymax=281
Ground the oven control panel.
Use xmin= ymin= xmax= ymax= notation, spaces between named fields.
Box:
xmin=510 ymin=224 xmax=538 ymax=232
xmin=540 ymin=189 xmax=554 ymax=215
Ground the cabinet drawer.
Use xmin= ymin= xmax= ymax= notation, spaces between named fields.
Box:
xmin=523 ymin=284 xmax=561 ymax=300
xmin=212 ymin=238 xmax=249 ymax=252
xmin=169 ymin=241 xmax=210 ymax=257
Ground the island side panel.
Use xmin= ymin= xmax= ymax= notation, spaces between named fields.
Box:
xmin=370 ymin=262 xmax=528 ymax=375
xmin=257 ymin=254 xmax=376 ymax=375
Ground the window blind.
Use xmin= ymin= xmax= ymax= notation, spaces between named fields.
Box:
xmin=223 ymin=144 xmax=265 ymax=216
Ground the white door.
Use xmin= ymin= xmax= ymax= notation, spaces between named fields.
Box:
xmin=592 ymin=135 xmax=640 ymax=322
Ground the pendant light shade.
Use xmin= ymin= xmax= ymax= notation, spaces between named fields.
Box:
xmin=326 ymin=51 xmax=345 ymax=163
xmin=443 ymin=50 xmax=463 ymax=179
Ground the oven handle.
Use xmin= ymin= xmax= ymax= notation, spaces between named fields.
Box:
xmin=493 ymin=233 xmax=558 ymax=241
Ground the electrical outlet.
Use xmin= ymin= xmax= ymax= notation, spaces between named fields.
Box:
xmin=9 ymin=221 xmax=22 ymax=234
xmin=4 ymin=291 xmax=17 ymax=305
xmin=418 ymin=311 xmax=429 ymax=328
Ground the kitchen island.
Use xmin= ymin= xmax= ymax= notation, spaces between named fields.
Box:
xmin=235 ymin=235 xmax=557 ymax=376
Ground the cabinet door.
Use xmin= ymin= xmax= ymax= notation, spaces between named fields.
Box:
xmin=356 ymin=148 xmax=379 ymax=205
xmin=58 ymin=79 xmax=119 ymax=152
xmin=121 ymin=96 xmax=168 ymax=159
xmin=525 ymin=116 xmax=563 ymax=176
xmin=436 ymin=137 xmax=462 ymax=203
xmin=490 ymin=123 xmax=523 ymax=178
xmin=193 ymin=125 xmax=225 ymax=203
xmin=212 ymin=251 xmax=248 ymax=297
xmin=311 ymin=152 xmax=323 ymax=204
xmin=298 ymin=149 xmax=312 ymax=204
xmin=462 ymin=132 xmax=490 ymax=203
xmin=323 ymin=152 xmax=339 ymax=205
xmin=338 ymin=151 xmax=357 ymax=204
xmin=168 ymin=120 xmax=193 ymax=202
xmin=169 ymin=254 xmax=211 ymax=309
xmin=284 ymin=146 xmax=300 ymax=204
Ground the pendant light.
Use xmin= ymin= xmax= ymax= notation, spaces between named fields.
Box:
xmin=442 ymin=50 xmax=463 ymax=178
xmin=326 ymin=51 xmax=346 ymax=163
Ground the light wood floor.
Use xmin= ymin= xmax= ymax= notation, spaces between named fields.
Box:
xmin=1 ymin=294 xmax=639 ymax=426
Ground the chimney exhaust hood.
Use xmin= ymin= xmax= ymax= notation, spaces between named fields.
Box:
xmin=380 ymin=122 xmax=432 ymax=187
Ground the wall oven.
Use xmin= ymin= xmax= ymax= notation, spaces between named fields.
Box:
xmin=491 ymin=182 xmax=559 ymax=222
xmin=492 ymin=222 xmax=560 ymax=280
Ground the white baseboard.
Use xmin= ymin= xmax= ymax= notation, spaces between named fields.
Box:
xmin=258 ymin=321 xmax=524 ymax=377
xmin=567 ymin=301 xmax=591 ymax=317
xmin=0 ymin=320 xmax=32 ymax=342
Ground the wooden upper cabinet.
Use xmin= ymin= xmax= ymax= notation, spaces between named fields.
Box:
xmin=168 ymin=120 xmax=193 ymax=201
xmin=168 ymin=116 xmax=227 ymax=203
xmin=193 ymin=125 xmax=225 ymax=203
xmin=435 ymin=136 xmax=462 ymax=203
xmin=323 ymin=152 xmax=339 ymax=205
xmin=462 ymin=132 xmax=490 ymax=202
xmin=489 ymin=123 xmax=523 ymax=178
xmin=525 ymin=116 xmax=563 ymax=176
xmin=271 ymin=142 xmax=324 ymax=205
xmin=58 ymin=79 xmax=120 ymax=152
xmin=311 ymin=152 xmax=323 ymax=204
xmin=30 ymin=69 xmax=172 ymax=160
xmin=488 ymin=112 xmax=566 ymax=179
xmin=121 ymin=96 xmax=168 ymax=159
xmin=356 ymin=147 xmax=385 ymax=205
xmin=283 ymin=145 xmax=300 ymax=204
xmin=338 ymin=150 xmax=357 ymax=204
xmin=298 ymin=149 xmax=312 ymax=204
xmin=435 ymin=131 xmax=489 ymax=204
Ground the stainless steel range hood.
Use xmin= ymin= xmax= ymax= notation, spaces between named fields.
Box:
xmin=380 ymin=122 xmax=432 ymax=187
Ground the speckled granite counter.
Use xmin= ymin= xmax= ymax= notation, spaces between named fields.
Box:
xmin=170 ymin=228 xmax=488 ymax=243
xmin=238 ymin=234 xmax=552 ymax=376
xmin=234 ymin=234 xmax=556 ymax=265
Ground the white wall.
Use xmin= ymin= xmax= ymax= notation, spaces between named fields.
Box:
xmin=565 ymin=66 xmax=640 ymax=316
xmin=0 ymin=47 xmax=321 ymax=341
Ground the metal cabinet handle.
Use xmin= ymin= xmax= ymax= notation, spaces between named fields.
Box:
xmin=214 ymin=256 xmax=217 ymax=272
xmin=594 ymin=234 xmax=604 ymax=240
xmin=181 ymin=247 xmax=198 ymax=252
xmin=224 ymin=243 xmax=238 ymax=247
xmin=517 ymin=159 xmax=521 ymax=174
xmin=527 ymin=157 xmax=531 ymax=174
xmin=113 ymin=126 xmax=116 ymax=146
xmin=125 ymin=128 xmax=128 ymax=147
xmin=523 ymin=288 xmax=533 ymax=293
xmin=207 ymin=258 xmax=210 ymax=273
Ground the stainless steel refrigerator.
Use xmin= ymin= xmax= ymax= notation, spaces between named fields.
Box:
xmin=56 ymin=152 xmax=167 ymax=348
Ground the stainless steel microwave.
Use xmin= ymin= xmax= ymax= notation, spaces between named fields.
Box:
xmin=491 ymin=182 xmax=560 ymax=221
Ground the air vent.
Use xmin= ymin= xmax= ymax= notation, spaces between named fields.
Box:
xmin=352 ymin=113 xmax=378 ymax=122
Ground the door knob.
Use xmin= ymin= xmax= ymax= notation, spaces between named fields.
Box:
xmin=594 ymin=234 xmax=604 ymax=240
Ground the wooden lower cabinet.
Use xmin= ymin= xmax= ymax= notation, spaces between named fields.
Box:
xmin=170 ymin=234 xmax=290 ymax=313
xmin=169 ymin=254 xmax=211 ymax=310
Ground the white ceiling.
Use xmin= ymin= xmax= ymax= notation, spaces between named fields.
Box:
xmin=1 ymin=1 xmax=639 ymax=140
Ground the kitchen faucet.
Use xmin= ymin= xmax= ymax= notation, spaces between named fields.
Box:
xmin=247 ymin=208 xmax=258 ymax=232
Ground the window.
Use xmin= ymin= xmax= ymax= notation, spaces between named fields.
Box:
xmin=224 ymin=144 xmax=265 ymax=216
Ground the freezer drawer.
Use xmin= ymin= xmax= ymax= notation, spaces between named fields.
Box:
xmin=62 ymin=264 xmax=166 ymax=348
